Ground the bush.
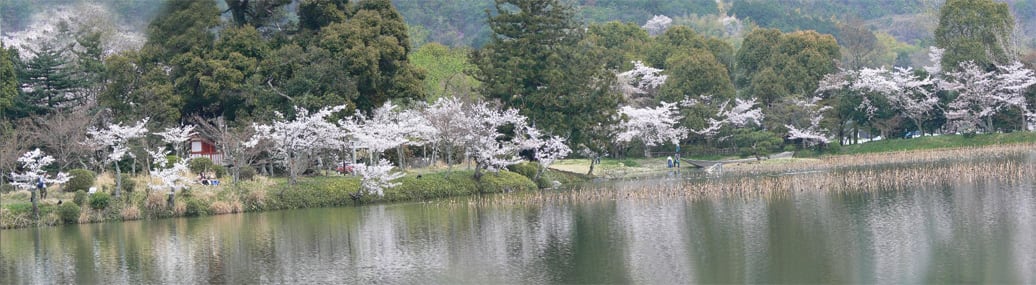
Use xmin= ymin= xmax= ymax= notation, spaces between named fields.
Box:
xmin=213 ymin=165 xmax=226 ymax=178
xmin=622 ymin=159 xmax=640 ymax=167
xmin=120 ymin=178 xmax=137 ymax=193
xmin=189 ymin=157 xmax=216 ymax=174
xmin=73 ymin=190 xmax=87 ymax=206
xmin=0 ymin=183 xmax=15 ymax=193
xmin=507 ymin=162 xmax=538 ymax=180
xmin=57 ymin=203 xmax=81 ymax=224
xmin=239 ymin=165 xmax=257 ymax=181
xmin=63 ymin=169 xmax=96 ymax=192
xmin=89 ymin=192 xmax=111 ymax=210
xmin=184 ymin=198 xmax=207 ymax=217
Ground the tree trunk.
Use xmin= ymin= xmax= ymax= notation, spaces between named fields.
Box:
xmin=114 ymin=161 xmax=123 ymax=198
xmin=165 ymin=187 xmax=174 ymax=208
xmin=473 ymin=163 xmax=484 ymax=180
xmin=31 ymin=188 xmax=39 ymax=221
xmin=397 ymin=145 xmax=405 ymax=169
xmin=643 ymin=145 xmax=651 ymax=158
xmin=587 ymin=157 xmax=596 ymax=176
xmin=288 ymin=151 xmax=297 ymax=185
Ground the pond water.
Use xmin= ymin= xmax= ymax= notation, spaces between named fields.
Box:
xmin=2 ymin=172 xmax=1035 ymax=283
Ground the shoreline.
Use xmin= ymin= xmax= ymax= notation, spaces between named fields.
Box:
xmin=4 ymin=140 xmax=1036 ymax=230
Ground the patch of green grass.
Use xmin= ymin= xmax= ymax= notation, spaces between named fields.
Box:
xmin=835 ymin=132 xmax=1036 ymax=155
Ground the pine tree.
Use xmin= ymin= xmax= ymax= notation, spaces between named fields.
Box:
xmin=19 ymin=42 xmax=79 ymax=115
xmin=0 ymin=44 xmax=18 ymax=118
xmin=472 ymin=0 xmax=621 ymax=146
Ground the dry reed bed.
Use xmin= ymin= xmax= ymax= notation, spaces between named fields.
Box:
xmin=435 ymin=145 xmax=1036 ymax=209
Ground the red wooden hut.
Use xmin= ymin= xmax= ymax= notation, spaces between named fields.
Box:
xmin=189 ymin=135 xmax=223 ymax=165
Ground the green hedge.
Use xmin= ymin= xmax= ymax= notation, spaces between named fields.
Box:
xmin=64 ymin=169 xmax=96 ymax=192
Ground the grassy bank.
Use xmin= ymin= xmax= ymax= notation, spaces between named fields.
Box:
xmin=1 ymin=169 xmax=542 ymax=229
xmin=810 ymin=132 xmax=1036 ymax=156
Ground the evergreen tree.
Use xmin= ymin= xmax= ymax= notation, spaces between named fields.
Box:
xmin=19 ymin=42 xmax=80 ymax=115
xmin=472 ymin=0 xmax=621 ymax=146
xmin=935 ymin=0 xmax=1016 ymax=70
xmin=0 ymin=44 xmax=17 ymax=119
xmin=317 ymin=0 xmax=425 ymax=113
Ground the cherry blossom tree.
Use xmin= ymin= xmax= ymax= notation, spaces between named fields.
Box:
xmin=9 ymin=148 xmax=72 ymax=220
xmin=943 ymin=61 xmax=998 ymax=132
xmin=343 ymin=101 xmax=437 ymax=169
xmin=993 ymin=62 xmax=1036 ymax=130
xmin=643 ymin=15 xmax=673 ymax=36
xmin=615 ymin=101 xmax=687 ymax=157
xmin=85 ymin=118 xmax=149 ymax=198
xmin=943 ymin=60 xmax=1036 ymax=133
xmin=340 ymin=102 xmax=406 ymax=163
xmin=785 ymin=97 xmax=832 ymax=147
xmin=695 ymin=98 xmax=765 ymax=138
xmin=853 ymin=66 xmax=937 ymax=135
xmin=155 ymin=124 xmax=196 ymax=159
xmin=531 ymin=135 xmax=570 ymax=181
xmin=147 ymin=147 xmax=189 ymax=207
xmin=617 ymin=61 xmax=667 ymax=105
xmin=352 ymin=158 xmax=405 ymax=198
xmin=250 ymin=106 xmax=345 ymax=185
xmin=463 ymin=101 xmax=535 ymax=180
xmin=420 ymin=97 xmax=470 ymax=171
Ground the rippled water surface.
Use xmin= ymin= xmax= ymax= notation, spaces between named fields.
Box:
xmin=2 ymin=172 xmax=1035 ymax=283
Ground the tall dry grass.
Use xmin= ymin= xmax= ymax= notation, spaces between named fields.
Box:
xmin=442 ymin=144 xmax=1036 ymax=208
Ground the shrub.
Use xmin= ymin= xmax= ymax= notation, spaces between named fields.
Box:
xmin=57 ymin=203 xmax=81 ymax=224
xmin=189 ymin=157 xmax=216 ymax=174
xmin=63 ymin=169 xmax=96 ymax=192
xmin=121 ymin=178 xmax=137 ymax=193
xmin=121 ymin=206 xmax=141 ymax=220
xmin=622 ymin=159 xmax=640 ymax=167
xmin=0 ymin=183 xmax=15 ymax=193
xmin=507 ymin=162 xmax=538 ymax=180
xmin=210 ymin=201 xmax=235 ymax=215
xmin=89 ymin=192 xmax=111 ymax=210
xmin=213 ymin=165 xmax=226 ymax=178
xmin=146 ymin=192 xmax=169 ymax=211
xmin=184 ymin=198 xmax=207 ymax=216
xmin=73 ymin=190 xmax=87 ymax=206
xmin=239 ymin=165 xmax=257 ymax=181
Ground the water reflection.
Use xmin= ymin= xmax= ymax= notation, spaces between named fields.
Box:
xmin=3 ymin=175 xmax=1036 ymax=283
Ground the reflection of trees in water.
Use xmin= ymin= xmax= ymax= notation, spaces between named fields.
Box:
xmin=615 ymin=198 xmax=693 ymax=283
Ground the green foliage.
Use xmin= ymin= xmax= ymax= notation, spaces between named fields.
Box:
xmin=0 ymin=44 xmax=17 ymax=118
xmin=318 ymin=0 xmax=426 ymax=112
xmin=189 ymin=157 xmax=216 ymax=174
xmin=621 ymin=159 xmax=640 ymax=167
xmin=587 ymin=21 xmax=651 ymax=70
xmin=732 ymin=129 xmax=784 ymax=158
xmin=409 ymin=43 xmax=479 ymax=101
xmin=57 ymin=203 xmax=80 ymax=224
xmin=64 ymin=169 xmax=96 ymax=193
xmin=18 ymin=41 xmax=80 ymax=116
xmin=507 ymin=162 xmax=549 ymax=188
xmin=121 ymin=178 xmax=137 ymax=193
xmin=935 ymin=0 xmax=1016 ymax=70
xmin=473 ymin=0 xmax=621 ymax=147
xmin=239 ymin=165 xmax=257 ymax=181
xmin=184 ymin=198 xmax=208 ymax=217
xmin=145 ymin=0 xmax=220 ymax=60
xmin=74 ymin=190 xmax=88 ymax=206
xmin=89 ymin=192 xmax=111 ymax=210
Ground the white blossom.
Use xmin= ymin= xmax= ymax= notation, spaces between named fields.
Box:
xmin=617 ymin=61 xmax=667 ymax=98
xmin=355 ymin=158 xmax=405 ymax=197
xmin=643 ymin=15 xmax=673 ymax=36
xmin=9 ymin=149 xmax=72 ymax=190
xmin=785 ymin=98 xmax=831 ymax=146
xmin=85 ymin=118 xmax=149 ymax=163
xmin=250 ymin=105 xmax=346 ymax=184
xmin=615 ymin=101 xmax=688 ymax=146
